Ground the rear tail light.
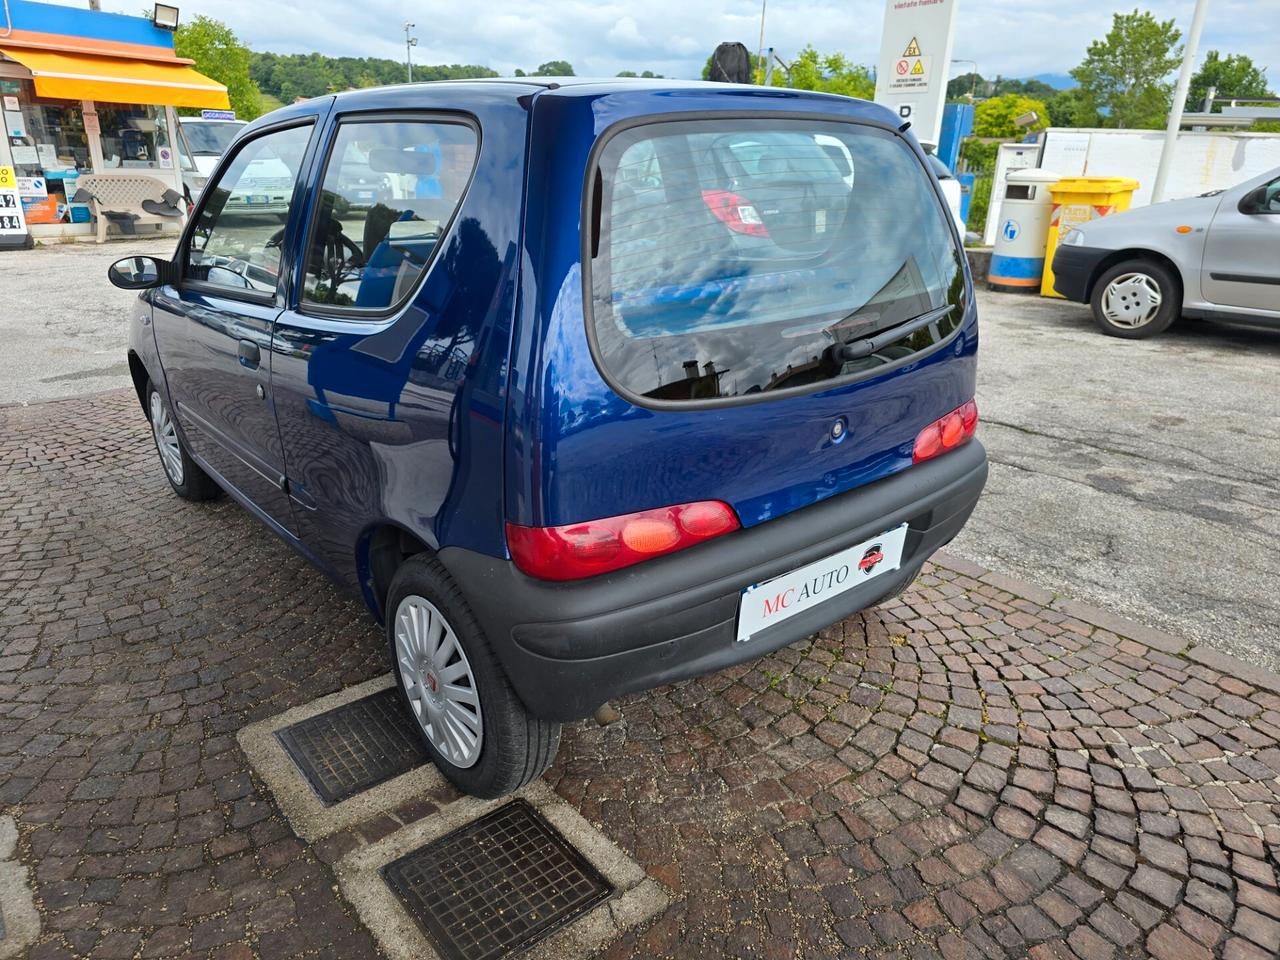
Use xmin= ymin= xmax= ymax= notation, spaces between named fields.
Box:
xmin=701 ymin=189 xmax=769 ymax=237
xmin=913 ymin=399 xmax=978 ymax=464
xmin=506 ymin=501 xmax=741 ymax=581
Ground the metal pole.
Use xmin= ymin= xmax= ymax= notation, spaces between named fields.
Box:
xmin=756 ymin=0 xmax=767 ymax=84
xmin=763 ymin=46 xmax=774 ymax=86
xmin=403 ymin=22 xmax=415 ymax=84
xmin=1152 ymin=0 xmax=1210 ymax=204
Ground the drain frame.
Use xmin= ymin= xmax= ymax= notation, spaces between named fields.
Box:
xmin=381 ymin=798 xmax=614 ymax=960
xmin=337 ymin=780 xmax=670 ymax=960
xmin=237 ymin=675 xmax=451 ymax=841
xmin=275 ymin=686 xmax=430 ymax=806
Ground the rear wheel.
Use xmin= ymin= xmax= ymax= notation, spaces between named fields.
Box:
xmin=387 ymin=554 xmax=560 ymax=798
xmin=146 ymin=382 xmax=220 ymax=501
xmin=1090 ymin=259 xmax=1179 ymax=339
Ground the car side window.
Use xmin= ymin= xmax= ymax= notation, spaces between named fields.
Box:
xmin=300 ymin=119 xmax=477 ymax=313
xmin=1241 ymin=176 xmax=1280 ymax=215
xmin=184 ymin=123 xmax=314 ymax=296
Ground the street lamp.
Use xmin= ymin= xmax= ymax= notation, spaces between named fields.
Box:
xmin=403 ymin=22 xmax=417 ymax=84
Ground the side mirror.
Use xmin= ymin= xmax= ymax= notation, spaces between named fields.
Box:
xmin=108 ymin=255 xmax=167 ymax=290
xmin=1238 ymin=185 xmax=1268 ymax=215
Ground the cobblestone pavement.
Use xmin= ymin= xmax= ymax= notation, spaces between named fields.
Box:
xmin=2 ymin=390 xmax=1279 ymax=960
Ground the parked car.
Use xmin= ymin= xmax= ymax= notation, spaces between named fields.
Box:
xmin=111 ymin=79 xmax=987 ymax=798
xmin=176 ymin=116 xmax=247 ymax=201
xmin=921 ymin=146 xmax=964 ymax=236
xmin=1052 ymin=166 xmax=1280 ymax=338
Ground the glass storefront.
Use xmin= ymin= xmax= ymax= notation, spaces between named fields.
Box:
xmin=2 ymin=78 xmax=93 ymax=223
xmin=96 ymin=102 xmax=175 ymax=171
xmin=1 ymin=77 xmax=186 ymax=227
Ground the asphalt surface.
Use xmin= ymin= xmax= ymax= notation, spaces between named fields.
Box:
xmin=953 ymin=290 xmax=1280 ymax=672
xmin=2 ymin=240 xmax=1277 ymax=669
xmin=0 ymin=236 xmax=175 ymax=405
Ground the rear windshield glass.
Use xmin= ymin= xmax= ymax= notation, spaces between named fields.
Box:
xmin=588 ymin=118 xmax=965 ymax=403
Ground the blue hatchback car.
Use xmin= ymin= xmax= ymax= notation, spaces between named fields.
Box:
xmin=111 ymin=78 xmax=987 ymax=797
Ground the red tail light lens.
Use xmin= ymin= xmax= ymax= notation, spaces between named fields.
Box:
xmin=506 ymin=501 xmax=741 ymax=581
xmin=913 ymin=399 xmax=978 ymax=464
xmin=701 ymin=189 xmax=769 ymax=237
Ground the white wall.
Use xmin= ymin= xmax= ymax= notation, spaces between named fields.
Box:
xmin=1039 ymin=128 xmax=1280 ymax=208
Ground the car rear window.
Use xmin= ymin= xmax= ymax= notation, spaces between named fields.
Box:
xmin=587 ymin=118 xmax=965 ymax=404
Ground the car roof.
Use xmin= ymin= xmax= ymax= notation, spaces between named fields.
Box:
xmin=180 ymin=117 xmax=246 ymax=124
xmin=325 ymin=76 xmax=876 ymax=108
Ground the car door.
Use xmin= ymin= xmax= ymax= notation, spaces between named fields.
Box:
xmin=1200 ymin=171 xmax=1280 ymax=313
xmin=266 ymin=94 xmax=524 ymax=586
xmin=151 ymin=114 xmax=325 ymax=538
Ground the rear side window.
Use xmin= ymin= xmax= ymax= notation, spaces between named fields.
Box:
xmin=301 ymin=119 xmax=477 ymax=313
xmin=587 ymin=118 xmax=965 ymax=404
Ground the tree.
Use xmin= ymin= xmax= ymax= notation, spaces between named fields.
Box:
xmin=972 ymin=94 xmax=1050 ymax=137
xmin=617 ymin=70 xmax=663 ymax=78
xmin=1188 ymin=51 xmax=1272 ymax=110
xmin=248 ymin=52 xmax=496 ymax=100
xmin=947 ymin=72 xmax=983 ymax=100
xmin=531 ymin=60 xmax=574 ymax=76
xmin=1070 ymin=10 xmax=1182 ymax=129
xmin=1044 ymin=87 xmax=1102 ymax=127
xmin=174 ymin=16 xmax=263 ymax=119
xmin=774 ymin=46 xmax=873 ymax=99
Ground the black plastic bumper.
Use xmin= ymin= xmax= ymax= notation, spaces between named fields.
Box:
xmin=439 ymin=441 xmax=988 ymax=721
xmin=1051 ymin=245 xmax=1111 ymax=302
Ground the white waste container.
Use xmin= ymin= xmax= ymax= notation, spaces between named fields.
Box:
xmin=988 ymin=169 xmax=1061 ymax=293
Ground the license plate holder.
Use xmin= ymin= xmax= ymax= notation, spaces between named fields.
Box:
xmin=736 ymin=523 xmax=908 ymax=643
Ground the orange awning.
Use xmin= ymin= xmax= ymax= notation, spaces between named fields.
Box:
xmin=0 ymin=47 xmax=229 ymax=110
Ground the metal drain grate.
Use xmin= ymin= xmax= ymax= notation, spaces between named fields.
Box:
xmin=276 ymin=687 xmax=429 ymax=805
xmin=382 ymin=799 xmax=614 ymax=960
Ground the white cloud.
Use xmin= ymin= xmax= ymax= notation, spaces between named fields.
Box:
xmin=88 ymin=0 xmax=1280 ymax=84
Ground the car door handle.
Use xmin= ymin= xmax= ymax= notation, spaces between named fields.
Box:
xmin=238 ymin=339 xmax=261 ymax=368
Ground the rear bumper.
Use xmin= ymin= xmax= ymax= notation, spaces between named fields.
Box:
xmin=440 ymin=441 xmax=988 ymax=721
xmin=1051 ymin=245 xmax=1110 ymax=302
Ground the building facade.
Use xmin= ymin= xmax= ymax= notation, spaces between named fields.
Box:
xmin=0 ymin=0 xmax=229 ymax=241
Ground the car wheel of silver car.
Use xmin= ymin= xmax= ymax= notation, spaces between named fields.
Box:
xmin=1089 ymin=259 xmax=1179 ymax=339
xmin=145 ymin=381 xmax=221 ymax=501
xmin=386 ymin=553 xmax=560 ymax=798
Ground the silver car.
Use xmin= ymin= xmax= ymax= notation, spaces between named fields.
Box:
xmin=1052 ymin=166 xmax=1280 ymax=338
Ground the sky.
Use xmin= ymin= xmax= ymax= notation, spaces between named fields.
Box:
xmin=79 ymin=0 xmax=1280 ymax=84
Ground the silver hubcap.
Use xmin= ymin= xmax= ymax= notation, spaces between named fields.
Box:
xmin=149 ymin=391 xmax=184 ymax=485
xmin=393 ymin=595 xmax=483 ymax=769
xmin=1101 ymin=272 xmax=1163 ymax=328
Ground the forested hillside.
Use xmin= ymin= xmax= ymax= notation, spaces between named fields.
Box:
xmin=248 ymin=52 xmax=498 ymax=102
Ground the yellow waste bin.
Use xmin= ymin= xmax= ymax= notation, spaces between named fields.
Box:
xmin=1041 ymin=177 xmax=1140 ymax=298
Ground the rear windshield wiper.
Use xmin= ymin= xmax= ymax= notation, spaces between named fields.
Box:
xmin=835 ymin=304 xmax=955 ymax=362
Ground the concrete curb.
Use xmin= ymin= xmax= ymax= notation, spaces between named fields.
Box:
xmin=335 ymin=779 xmax=670 ymax=960
xmin=236 ymin=675 xmax=451 ymax=841
xmin=0 ymin=817 xmax=39 ymax=959
xmin=929 ymin=549 xmax=1280 ymax=697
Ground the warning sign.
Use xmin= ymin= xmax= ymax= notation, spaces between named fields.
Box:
xmin=873 ymin=0 xmax=959 ymax=143
xmin=888 ymin=55 xmax=931 ymax=91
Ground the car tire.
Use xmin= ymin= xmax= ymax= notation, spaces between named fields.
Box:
xmin=1089 ymin=259 xmax=1180 ymax=339
xmin=386 ymin=553 xmax=561 ymax=798
xmin=145 ymin=381 xmax=221 ymax=501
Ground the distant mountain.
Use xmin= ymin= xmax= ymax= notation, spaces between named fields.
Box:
xmin=1023 ymin=72 xmax=1074 ymax=90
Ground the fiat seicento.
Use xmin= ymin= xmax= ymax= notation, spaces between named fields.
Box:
xmin=111 ymin=78 xmax=987 ymax=797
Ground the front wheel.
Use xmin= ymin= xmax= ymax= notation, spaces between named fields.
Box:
xmin=1090 ymin=259 xmax=1180 ymax=339
xmin=146 ymin=382 xmax=220 ymax=501
xmin=387 ymin=554 xmax=560 ymax=798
